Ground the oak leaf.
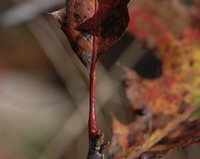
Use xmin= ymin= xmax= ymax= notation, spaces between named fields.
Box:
xmin=109 ymin=4 xmax=200 ymax=159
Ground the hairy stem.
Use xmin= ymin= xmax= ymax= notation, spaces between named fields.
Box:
xmin=89 ymin=0 xmax=99 ymax=140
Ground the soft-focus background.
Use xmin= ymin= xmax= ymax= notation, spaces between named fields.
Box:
xmin=0 ymin=0 xmax=200 ymax=159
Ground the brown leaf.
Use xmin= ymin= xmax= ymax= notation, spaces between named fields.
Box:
xmin=109 ymin=1 xmax=200 ymax=158
xmin=51 ymin=1 xmax=132 ymax=157
xmin=51 ymin=0 xmax=131 ymax=71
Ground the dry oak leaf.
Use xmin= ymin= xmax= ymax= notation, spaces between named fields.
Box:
xmin=109 ymin=8 xmax=200 ymax=159
xmin=52 ymin=0 xmax=131 ymax=71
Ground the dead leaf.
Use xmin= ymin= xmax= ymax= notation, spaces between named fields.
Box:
xmin=109 ymin=1 xmax=200 ymax=158
xmin=51 ymin=0 xmax=131 ymax=71
xmin=51 ymin=0 xmax=132 ymax=156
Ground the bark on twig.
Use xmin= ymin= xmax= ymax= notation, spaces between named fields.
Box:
xmin=87 ymin=130 xmax=110 ymax=159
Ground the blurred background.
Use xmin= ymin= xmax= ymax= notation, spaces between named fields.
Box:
xmin=0 ymin=0 xmax=200 ymax=159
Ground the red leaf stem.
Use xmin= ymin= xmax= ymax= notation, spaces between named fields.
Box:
xmin=89 ymin=0 xmax=99 ymax=140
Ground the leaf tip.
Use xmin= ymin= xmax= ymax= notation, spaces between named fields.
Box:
xmin=50 ymin=9 xmax=65 ymax=24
